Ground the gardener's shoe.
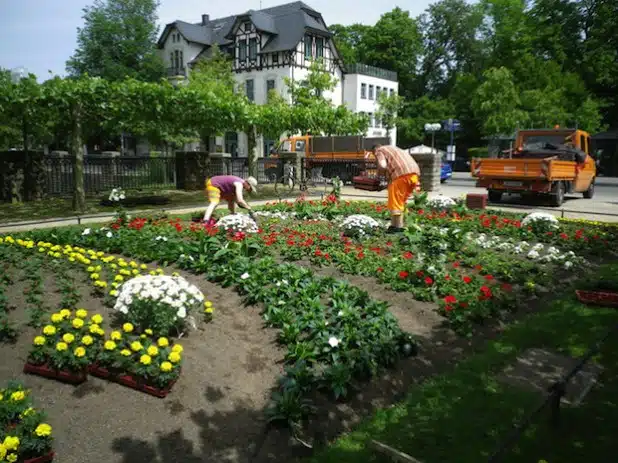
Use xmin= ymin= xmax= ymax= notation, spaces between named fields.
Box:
xmin=386 ymin=226 xmax=405 ymax=234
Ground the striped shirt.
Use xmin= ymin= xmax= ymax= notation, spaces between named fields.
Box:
xmin=375 ymin=145 xmax=420 ymax=180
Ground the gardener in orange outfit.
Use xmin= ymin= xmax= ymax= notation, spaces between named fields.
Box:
xmin=366 ymin=144 xmax=421 ymax=233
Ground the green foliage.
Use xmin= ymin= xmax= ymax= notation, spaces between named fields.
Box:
xmin=66 ymin=0 xmax=164 ymax=81
xmin=376 ymin=91 xmax=403 ymax=142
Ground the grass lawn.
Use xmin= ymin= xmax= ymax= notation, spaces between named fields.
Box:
xmin=0 ymin=185 xmax=297 ymax=223
xmin=311 ymin=294 xmax=618 ymax=463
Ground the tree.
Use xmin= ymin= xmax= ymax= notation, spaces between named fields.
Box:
xmin=66 ymin=0 xmax=164 ymax=81
xmin=329 ymin=24 xmax=371 ymax=65
xmin=398 ymin=96 xmax=454 ymax=145
xmin=472 ymin=67 xmax=528 ymax=137
xmin=376 ymin=91 xmax=403 ymax=143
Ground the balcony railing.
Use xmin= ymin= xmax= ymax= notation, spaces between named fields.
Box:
xmin=345 ymin=63 xmax=398 ymax=82
xmin=167 ymin=67 xmax=187 ymax=77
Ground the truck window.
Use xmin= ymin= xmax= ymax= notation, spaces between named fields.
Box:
xmin=580 ymin=134 xmax=586 ymax=153
xmin=295 ymin=141 xmax=305 ymax=152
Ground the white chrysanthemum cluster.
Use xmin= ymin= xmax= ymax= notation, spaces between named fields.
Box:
xmin=109 ymin=187 xmax=126 ymax=202
xmin=215 ymin=214 xmax=259 ymax=233
xmin=114 ymin=275 xmax=204 ymax=320
xmin=340 ymin=214 xmax=381 ymax=237
xmin=427 ymin=195 xmax=456 ymax=210
xmin=254 ymin=211 xmax=297 ymax=220
xmin=521 ymin=211 xmax=559 ymax=230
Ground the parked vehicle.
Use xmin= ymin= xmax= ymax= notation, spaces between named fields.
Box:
xmin=470 ymin=128 xmax=596 ymax=206
xmin=441 ymin=160 xmax=453 ymax=183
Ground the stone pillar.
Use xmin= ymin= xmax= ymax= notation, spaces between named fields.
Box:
xmin=175 ymin=151 xmax=209 ymax=190
xmin=411 ymin=152 xmax=441 ymax=192
xmin=279 ymin=151 xmax=305 ymax=183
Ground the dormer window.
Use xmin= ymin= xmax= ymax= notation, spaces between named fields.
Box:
xmin=239 ymin=41 xmax=247 ymax=61
xmin=315 ymin=37 xmax=324 ymax=58
xmin=243 ymin=22 xmax=251 ymax=32
xmin=249 ymin=38 xmax=257 ymax=60
xmin=304 ymin=34 xmax=312 ymax=59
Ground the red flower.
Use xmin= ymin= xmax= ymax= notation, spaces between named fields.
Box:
xmin=403 ymin=251 xmax=414 ymax=260
xmin=324 ymin=253 xmax=331 ymax=260
xmin=399 ymin=271 xmax=409 ymax=279
xmin=424 ymin=277 xmax=434 ymax=285
xmin=445 ymin=305 xmax=453 ymax=312
xmin=474 ymin=265 xmax=483 ymax=271
xmin=377 ymin=267 xmax=384 ymax=273
xmin=560 ymin=233 xmax=569 ymax=240
xmin=444 ymin=275 xmax=451 ymax=281
xmin=459 ymin=302 xmax=469 ymax=308
xmin=416 ymin=270 xmax=424 ymax=278
xmin=386 ymin=241 xmax=393 ymax=247
xmin=484 ymin=275 xmax=494 ymax=281
xmin=444 ymin=295 xmax=457 ymax=304
xmin=463 ymin=276 xmax=472 ymax=284
xmin=452 ymin=261 xmax=461 ymax=268
xmin=501 ymin=283 xmax=513 ymax=292
xmin=314 ymin=249 xmax=322 ymax=256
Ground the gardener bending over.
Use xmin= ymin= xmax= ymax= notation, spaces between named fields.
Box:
xmin=365 ymin=144 xmax=421 ymax=233
xmin=203 ymin=175 xmax=258 ymax=223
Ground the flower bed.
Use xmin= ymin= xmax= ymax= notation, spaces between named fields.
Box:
xmin=0 ymin=381 xmax=54 ymax=463
xmin=575 ymin=290 xmax=618 ymax=308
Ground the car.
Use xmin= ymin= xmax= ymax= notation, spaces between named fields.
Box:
xmin=441 ymin=161 xmax=453 ymax=183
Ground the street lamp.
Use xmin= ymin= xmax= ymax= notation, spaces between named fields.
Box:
xmin=424 ymin=123 xmax=441 ymax=153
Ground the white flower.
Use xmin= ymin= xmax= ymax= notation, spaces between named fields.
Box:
xmin=427 ymin=195 xmax=456 ymax=210
xmin=241 ymin=272 xmax=250 ymax=280
xmin=328 ymin=337 xmax=340 ymax=348
xmin=82 ymin=228 xmax=91 ymax=235
xmin=106 ymin=232 xmax=113 ymax=238
xmin=340 ymin=214 xmax=380 ymax=238
xmin=521 ymin=211 xmax=559 ymax=230
xmin=564 ymin=261 xmax=573 ymax=269
xmin=215 ymin=214 xmax=259 ymax=234
xmin=527 ymin=250 xmax=540 ymax=260
xmin=155 ymin=236 xmax=168 ymax=242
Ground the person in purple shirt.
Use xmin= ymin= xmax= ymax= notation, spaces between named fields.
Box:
xmin=203 ymin=175 xmax=258 ymax=223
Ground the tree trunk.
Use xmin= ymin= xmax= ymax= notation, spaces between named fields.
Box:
xmin=247 ymin=125 xmax=258 ymax=178
xmin=71 ymin=103 xmax=86 ymax=212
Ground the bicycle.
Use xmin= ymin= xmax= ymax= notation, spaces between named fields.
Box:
xmin=273 ymin=163 xmax=333 ymax=195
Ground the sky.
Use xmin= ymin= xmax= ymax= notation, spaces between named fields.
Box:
xmin=0 ymin=0 xmax=435 ymax=80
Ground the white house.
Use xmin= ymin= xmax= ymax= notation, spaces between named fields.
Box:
xmin=157 ymin=1 xmax=398 ymax=157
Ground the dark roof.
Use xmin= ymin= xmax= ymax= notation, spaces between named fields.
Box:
xmin=158 ymin=1 xmax=330 ymax=54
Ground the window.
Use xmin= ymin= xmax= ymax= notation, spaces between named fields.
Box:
xmin=266 ymin=79 xmax=276 ymax=93
xmin=368 ymin=85 xmax=374 ymax=100
xmin=376 ymin=86 xmax=381 ymax=98
xmin=580 ymin=134 xmax=586 ymax=153
xmin=246 ymin=79 xmax=254 ymax=101
xmin=239 ymin=40 xmax=247 ymax=61
xmin=304 ymin=34 xmax=312 ymax=59
xmin=368 ymin=112 xmax=374 ymax=127
xmin=315 ymin=37 xmax=324 ymax=58
xmin=249 ymin=38 xmax=257 ymax=60
xmin=169 ymin=52 xmax=173 ymax=66
xmin=244 ymin=22 xmax=251 ymax=32
xmin=272 ymin=52 xmax=278 ymax=64
xmin=361 ymin=83 xmax=367 ymax=99
xmin=174 ymin=50 xmax=180 ymax=69
xmin=179 ymin=50 xmax=184 ymax=67
xmin=390 ymin=88 xmax=395 ymax=97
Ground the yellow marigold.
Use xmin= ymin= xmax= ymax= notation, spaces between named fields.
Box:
xmin=81 ymin=335 xmax=94 ymax=346
xmin=35 ymin=423 xmax=52 ymax=437
xmin=59 ymin=309 xmax=71 ymax=319
xmin=109 ymin=290 xmax=118 ymax=297
xmin=19 ymin=407 xmax=35 ymax=418
xmin=96 ymin=281 xmax=108 ymax=288
xmin=157 ymin=337 xmax=169 ymax=347
xmin=147 ymin=345 xmax=159 ymax=356
xmin=111 ymin=282 xmax=120 ymax=289
xmin=160 ymin=361 xmax=173 ymax=372
xmin=3 ymin=436 xmax=19 ymax=450
xmin=204 ymin=301 xmax=213 ymax=308
xmin=205 ymin=307 xmax=213 ymax=314
xmin=87 ymin=266 xmax=95 ymax=273
xmin=139 ymin=354 xmax=152 ymax=365
xmin=75 ymin=309 xmax=88 ymax=319
xmin=168 ymin=352 xmax=181 ymax=364
xmin=62 ymin=333 xmax=75 ymax=344
xmin=110 ymin=263 xmax=118 ymax=270
xmin=156 ymin=269 xmax=164 ymax=275
xmin=114 ymin=275 xmax=124 ymax=282
xmin=130 ymin=341 xmax=143 ymax=352
xmin=91 ymin=314 xmax=103 ymax=324
xmin=6 ymin=452 xmax=17 ymax=462
xmin=129 ymin=261 xmax=138 ymax=268
xmin=72 ymin=318 xmax=84 ymax=329
xmin=74 ymin=346 xmax=86 ymax=358
xmin=120 ymin=349 xmax=132 ymax=357
xmin=42 ymin=325 xmax=56 ymax=336
xmin=33 ymin=336 xmax=45 ymax=346
xmin=131 ymin=269 xmax=139 ymax=275
xmin=90 ymin=273 xmax=100 ymax=280
xmin=149 ymin=271 xmax=156 ymax=276
xmin=10 ymin=391 xmax=25 ymax=402
xmin=96 ymin=252 xmax=104 ymax=257
xmin=89 ymin=324 xmax=101 ymax=334
xmin=171 ymin=344 xmax=184 ymax=354
xmin=104 ymin=340 xmax=116 ymax=351
xmin=122 ymin=323 xmax=134 ymax=333
xmin=50 ymin=313 xmax=63 ymax=324
xmin=108 ymin=331 xmax=120 ymax=341
xmin=144 ymin=328 xmax=153 ymax=336
xmin=140 ymin=264 xmax=148 ymax=270
xmin=172 ymin=272 xmax=180 ymax=277
xmin=118 ymin=260 xmax=127 ymax=267
xmin=56 ymin=342 xmax=68 ymax=351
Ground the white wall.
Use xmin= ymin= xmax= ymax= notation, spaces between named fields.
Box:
xmin=159 ymin=27 xmax=203 ymax=73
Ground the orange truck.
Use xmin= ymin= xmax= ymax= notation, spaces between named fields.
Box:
xmin=471 ymin=128 xmax=596 ymax=206
xmin=270 ymin=134 xmax=389 ymax=182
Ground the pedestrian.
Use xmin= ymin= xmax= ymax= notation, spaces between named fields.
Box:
xmin=203 ymin=175 xmax=259 ymax=224
xmin=366 ymin=144 xmax=421 ymax=233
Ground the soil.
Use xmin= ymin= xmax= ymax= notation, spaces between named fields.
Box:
xmin=0 ymin=248 xmax=558 ymax=463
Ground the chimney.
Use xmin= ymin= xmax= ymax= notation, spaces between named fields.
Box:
xmin=201 ymin=14 xmax=210 ymax=25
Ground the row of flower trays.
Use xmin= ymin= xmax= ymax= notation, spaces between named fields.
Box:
xmin=23 ymin=309 xmax=184 ymax=398
xmin=0 ymin=381 xmax=54 ymax=463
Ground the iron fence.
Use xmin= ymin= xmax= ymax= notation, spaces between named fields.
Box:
xmin=43 ymin=154 xmax=176 ymax=196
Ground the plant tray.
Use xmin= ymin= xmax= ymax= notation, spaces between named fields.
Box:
xmin=23 ymin=362 xmax=87 ymax=385
xmin=88 ymin=364 xmax=177 ymax=398
xmin=466 ymin=193 xmax=487 ymax=210
xmin=24 ymin=451 xmax=55 ymax=463
xmin=576 ymin=290 xmax=618 ymax=308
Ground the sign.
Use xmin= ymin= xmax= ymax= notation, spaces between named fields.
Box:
xmin=442 ymin=118 xmax=461 ymax=132
xmin=446 ymin=145 xmax=456 ymax=161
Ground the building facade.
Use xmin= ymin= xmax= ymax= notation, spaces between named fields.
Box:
xmin=157 ymin=1 xmax=397 ymax=157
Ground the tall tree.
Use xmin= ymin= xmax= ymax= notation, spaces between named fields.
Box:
xmin=376 ymin=91 xmax=403 ymax=143
xmin=329 ymin=24 xmax=371 ymax=66
xmin=66 ymin=0 xmax=164 ymax=81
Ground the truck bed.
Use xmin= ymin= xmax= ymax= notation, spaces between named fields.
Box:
xmin=471 ymin=158 xmax=577 ymax=180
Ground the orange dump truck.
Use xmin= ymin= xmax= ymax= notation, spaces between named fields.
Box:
xmin=269 ymin=135 xmax=389 ymax=182
xmin=471 ymin=128 xmax=596 ymax=206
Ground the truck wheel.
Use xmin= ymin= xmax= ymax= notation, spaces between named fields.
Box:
xmin=583 ymin=179 xmax=595 ymax=199
xmin=488 ymin=190 xmax=502 ymax=203
xmin=550 ymin=181 xmax=565 ymax=207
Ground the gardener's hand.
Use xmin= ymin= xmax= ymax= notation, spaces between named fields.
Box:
xmin=248 ymin=210 xmax=257 ymax=221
